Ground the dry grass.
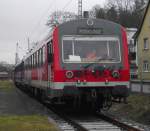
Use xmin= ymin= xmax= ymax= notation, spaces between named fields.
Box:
xmin=0 ymin=115 xmax=58 ymax=131
xmin=0 ymin=80 xmax=14 ymax=91
xmin=0 ymin=81 xmax=59 ymax=130
xmin=110 ymin=94 xmax=150 ymax=125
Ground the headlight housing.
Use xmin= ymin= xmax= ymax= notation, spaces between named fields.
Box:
xmin=112 ymin=70 xmax=120 ymax=78
xmin=65 ymin=71 xmax=74 ymax=79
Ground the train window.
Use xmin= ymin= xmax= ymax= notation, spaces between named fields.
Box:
xmin=41 ymin=48 xmax=43 ymax=65
xmin=47 ymin=41 xmax=53 ymax=63
xmin=36 ymin=52 xmax=38 ymax=67
xmin=28 ymin=57 xmax=30 ymax=69
xmin=33 ymin=54 xmax=34 ymax=67
xmin=38 ymin=50 xmax=41 ymax=66
xmin=33 ymin=54 xmax=34 ymax=68
xmin=28 ymin=58 xmax=29 ymax=69
xmin=108 ymin=41 xmax=120 ymax=61
xmin=27 ymin=58 xmax=29 ymax=69
xmin=63 ymin=41 xmax=72 ymax=60
xmin=25 ymin=60 xmax=26 ymax=69
xmin=30 ymin=55 xmax=32 ymax=69
xmin=38 ymin=49 xmax=42 ymax=66
xmin=35 ymin=52 xmax=37 ymax=67
xmin=62 ymin=36 xmax=121 ymax=63
xmin=34 ymin=53 xmax=36 ymax=67
xmin=30 ymin=56 xmax=32 ymax=69
xmin=43 ymin=46 xmax=45 ymax=64
xmin=32 ymin=55 xmax=34 ymax=68
xmin=37 ymin=51 xmax=38 ymax=67
xmin=34 ymin=53 xmax=36 ymax=68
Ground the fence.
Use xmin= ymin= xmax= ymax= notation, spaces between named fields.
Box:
xmin=130 ymin=80 xmax=150 ymax=94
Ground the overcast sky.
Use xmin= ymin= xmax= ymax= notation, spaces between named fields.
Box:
xmin=0 ymin=0 xmax=105 ymax=64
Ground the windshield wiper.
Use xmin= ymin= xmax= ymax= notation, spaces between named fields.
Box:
xmin=84 ymin=63 xmax=95 ymax=69
xmin=83 ymin=57 xmax=104 ymax=69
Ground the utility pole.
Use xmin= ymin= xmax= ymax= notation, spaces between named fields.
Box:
xmin=27 ymin=37 xmax=30 ymax=51
xmin=78 ymin=0 xmax=82 ymax=19
xmin=15 ymin=43 xmax=19 ymax=65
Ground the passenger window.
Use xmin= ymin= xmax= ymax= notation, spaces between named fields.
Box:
xmin=39 ymin=49 xmax=41 ymax=66
xmin=47 ymin=41 xmax=53 ymax=63
xmin=32 ymin=54 xmax=34 ymax=68
xmin=32 ymin=55 xmax=34 ymax=68
xmin=35 ymin=52 xmax=37 ymax=67
xmin=37 ymin=51 xmax=39 ymax=67
xmin=41 ymin=48 xmax=43 ymax=65
xmin=30 ymin=57 xmax=31 ymax=69
xmin=43 ymin=46 xmax=45 ymax=64
xmin=38 ymin=50 xmax=40 ymax=66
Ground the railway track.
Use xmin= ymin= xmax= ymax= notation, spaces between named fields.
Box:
xmin=47 ymin=107 xmax=121 ymax=131
xmin=45 ymin=102 xmax=145 ymax=131
xmin=17 ymin=87 xmax=146 ymax=131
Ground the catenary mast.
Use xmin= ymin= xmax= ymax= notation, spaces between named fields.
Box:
xmin=78 ymin=0 xmax=82 ymax=18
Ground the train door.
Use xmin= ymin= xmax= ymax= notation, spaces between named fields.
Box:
xmin=47 ymin=40 xmax=53 ymax=94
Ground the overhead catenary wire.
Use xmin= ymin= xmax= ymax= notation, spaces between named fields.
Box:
xmin=30 ymin=0 xmax=74 ymax=41
xmin=62 ymin=0 xmax=74 ymax=11
xmin=30 ymin=0 xmax=57 ymax=38
xmin=17 ymin=0 xmax=76 ymax=63
xmin=29 ymin=0 xmax=75 ymax=48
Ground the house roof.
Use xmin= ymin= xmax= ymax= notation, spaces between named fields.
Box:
xmin=134 ymin=0 xmax=150 ymax=39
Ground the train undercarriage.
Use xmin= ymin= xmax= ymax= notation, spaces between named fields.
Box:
xmin=15 ymin=82 xmax=129 ymax=112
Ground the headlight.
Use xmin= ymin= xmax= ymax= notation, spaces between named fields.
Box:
xmin=65 ymin=71 xmax=74 ymax=79
xmin=112 ymin=70 xmax=120 ymax=78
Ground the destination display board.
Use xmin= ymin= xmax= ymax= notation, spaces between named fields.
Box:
xmin=78 ymin=28 xmax=103 ymax=35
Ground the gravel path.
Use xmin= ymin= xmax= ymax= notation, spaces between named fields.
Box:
xmin=0 ymin=86 xmax=49 ymax=116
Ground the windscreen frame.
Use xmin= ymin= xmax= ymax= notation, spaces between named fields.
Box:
xmin=62 ymin=35 xmax=122 ymax=64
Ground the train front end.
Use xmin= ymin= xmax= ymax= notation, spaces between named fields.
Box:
xmin=51 ymin=19 xmax=130 ymax=110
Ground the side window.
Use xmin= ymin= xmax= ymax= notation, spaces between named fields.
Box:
xmin=32 ymin=55 xmax=34 ymax=68
xmin=37 ymin=51 xmax=39 ymax=67
xmin=35 ymin=52 xmax=37 ymax=67
xmin=41 ymin=48 xmax=43 ymax=65
xmin=143 ymin=60 xmax=149 ymax=72
xmin=30 ymin=56 xmax=32 ymax=69
xmin=33 ymin=54 xmax=35 ymax=68
xmin=34 ymin=53 xmax=36 ymax=67
xmin=43 ymin=46 xmax=45 ymax=64
xmin=27 ymin=58 xmax=29 ymax=69
xmin=32 ymin=54 xmax=33 ymax=68
xmin=144 ymin=38 xmax=149 ymax=50
xmin=47 ymin=41 xmax=53 ymax=63
xmin=38 ymin=50 xmax=41 ymax=66
xmin=28 ymin=58 xmax=29 ymax=69
xmin=39 ymin=50 xmax=41 ymax=66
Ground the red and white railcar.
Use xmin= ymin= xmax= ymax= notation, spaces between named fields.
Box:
xmin=14 ymin=19 xmax=130 ymax=110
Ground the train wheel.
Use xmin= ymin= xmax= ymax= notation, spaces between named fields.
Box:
xmin=40 ymin=90 xmax=46 ymax=102
xmin=102 ymin=94 xmax=112 ymax=111
xmin=73 ymin=96 xmax=81 ymax=110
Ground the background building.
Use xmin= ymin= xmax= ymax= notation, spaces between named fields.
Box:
xmin=126 ymin=28 xmax=138 ymax=79
xmin=135 ymin=0 xmax=150 ymax=81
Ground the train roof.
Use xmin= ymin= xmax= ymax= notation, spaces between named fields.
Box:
xmin=57 ymin=18 xmax=122 ymax=29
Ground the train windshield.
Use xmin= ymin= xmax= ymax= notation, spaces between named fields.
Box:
xmin=62 ymin=36 xmax=121 ymax=63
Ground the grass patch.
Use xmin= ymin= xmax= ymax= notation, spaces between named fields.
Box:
xmin=0 ymin=80 xmax=14 ymax=91
xmin=110 ymin=94 xmax=150 ymax=125
xmin=0 ymin=115 xmax=58 ymax=131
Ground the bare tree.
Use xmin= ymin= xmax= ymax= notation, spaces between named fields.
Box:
xmin=106 ymin=0 xmax=135 ymax=11
xmin=106 ymin=6 xmax=118 ymax=22
xmin=46 ymin=11 xmax=77 ymax=28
